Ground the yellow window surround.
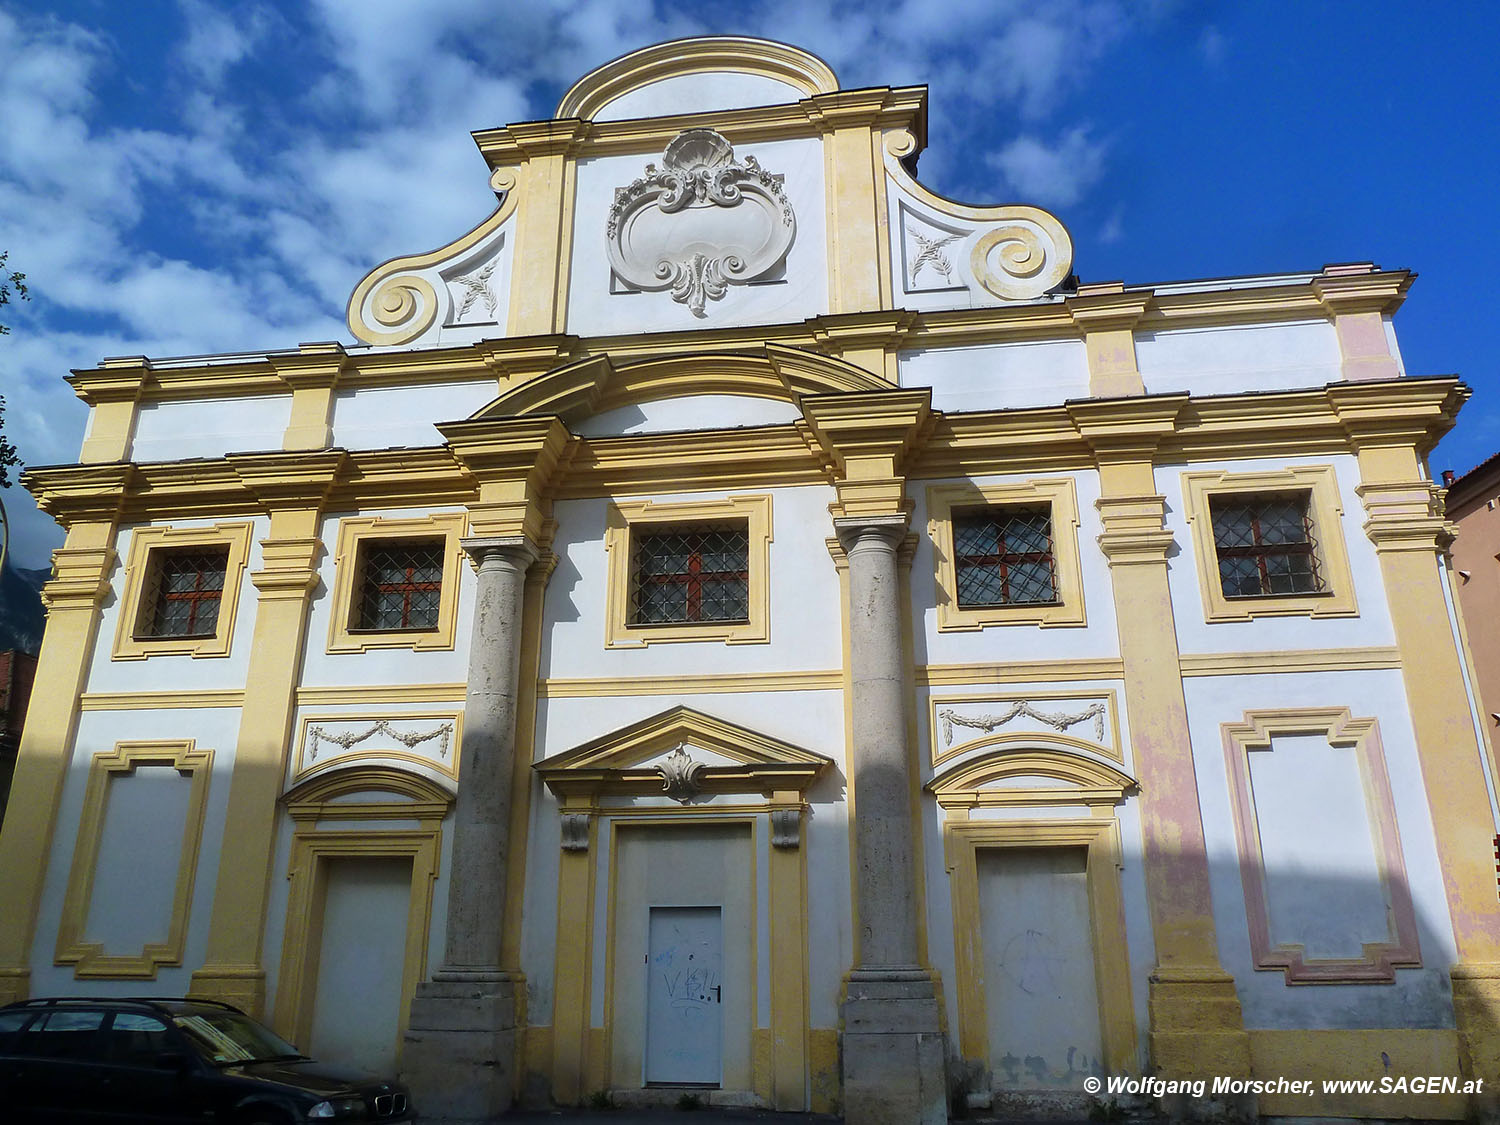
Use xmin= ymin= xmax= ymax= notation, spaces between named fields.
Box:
xmin=111 ymin=522 xmax=254 ymax=661
xmin=602 ymin=494 xmax=772 ymax=648
xmin=325 ymin=512 xmax=467 ymax=653
xmin=926 ymin=477 xmax=1085 ymax=631
xmin=1180 ymin=464 xmax=1358 ymax=623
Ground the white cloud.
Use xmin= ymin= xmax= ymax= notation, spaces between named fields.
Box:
xmin=986 ymin=126 xmax=1109 ymax=208
xmin=0 ymin=0 xmax=1164 ymax=568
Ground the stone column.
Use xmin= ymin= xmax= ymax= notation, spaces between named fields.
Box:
xmin=836 ymin=516 xmax=946 ymax=1125
xmin=404 ymin=535 xmax=536 ymax=1124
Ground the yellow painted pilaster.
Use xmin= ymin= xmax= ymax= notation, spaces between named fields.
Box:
xmin=73 ymin=357 xmax=151 ymax=463
xmin=807 ymin=310 xmax=914 ymax=384
xmin=0 ymin=469 xmax=130 ymax=1004
xmin=768 ymin=795 xmax=810 ymax=1110
xmin=1066 ymin=284 xmax=1150 ymax=398
xmin=188 ymin=451 xmax=346 ymax=1017
xmin=272 ymin=342 xmax=349 ymax=451
xmin=1314 ymin=264 xmax=1411 ymax=383
xmin=495 ymin=121 xmax=588 ymax=338
xmin=550 ymin=803 xmax=595 ymax=1106
xmin=808 ymin=91 xmax=892 ymax=315
xmin=1068 ymin=397 xmax=1249 ymax=1080
xmin=1331 ymin=381 xmax=1500 ymax=1097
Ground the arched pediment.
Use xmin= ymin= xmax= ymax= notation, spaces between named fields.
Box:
xmin=466 ymin=344 xmax=892 ymax=424
xmin=928 ymin=744 xmax=1138 ymax=810
xmin=283 ymin=764 xmax=455 ymax=823
xmin=556 ymin=37 xmax=839 ymax=122
xmin=535 ymin=705 xmax=833 ymax=801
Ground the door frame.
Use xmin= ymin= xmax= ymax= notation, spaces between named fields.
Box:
xmin=944 ymin=816 xmax=1136 ymax=1078
xmin=272 ymin=767 xmax=450 ymax=1059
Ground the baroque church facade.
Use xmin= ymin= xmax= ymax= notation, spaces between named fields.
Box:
xmin=3 ymin=37 xmax=1499 ymax=1124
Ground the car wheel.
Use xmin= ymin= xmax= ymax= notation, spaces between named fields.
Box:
xmin=238 ymin=1110 xmax=293 ymax=1125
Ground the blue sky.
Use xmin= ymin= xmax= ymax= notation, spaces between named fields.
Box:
xmin=1 ymin=1 xmax=1496 ymax=568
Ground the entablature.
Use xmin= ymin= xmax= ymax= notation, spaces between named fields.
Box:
xmin=26 ymin=377 xmax=1465 ymax=527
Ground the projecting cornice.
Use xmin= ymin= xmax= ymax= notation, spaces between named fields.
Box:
xmin=25 ymin=378 xmax=1466 ymax=527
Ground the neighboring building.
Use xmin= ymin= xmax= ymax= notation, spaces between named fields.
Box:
xmin=1446 ymin=456 xmax=1500 ymax=765
xmin=2 ymin=37 xmax=1498 ymax=1125
xmin=0 ymin=648 xmax=36 ymax=824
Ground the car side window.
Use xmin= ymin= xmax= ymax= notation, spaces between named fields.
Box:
xmin=0 ymin=1010 xmax=30 ymax=1052
xmin=105 ymin=1012 xmax=174 ymax=1067
xmin=15 ymin=1009 xmax=107 ymax=1059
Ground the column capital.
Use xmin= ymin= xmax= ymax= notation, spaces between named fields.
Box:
xmin=461 ymin=535 xmax=540 ymax=570
xmin=833 ymin=513 xmax=910 ymax=553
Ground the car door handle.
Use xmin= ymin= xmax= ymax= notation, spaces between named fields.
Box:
xmin=710 ymin=986 xmax=721 ymax=1003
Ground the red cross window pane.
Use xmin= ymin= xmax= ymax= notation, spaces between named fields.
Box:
xmin=137 ymin=548 xmax=230 ymax=638
xmin=354 ymin=539 xmax=445 ymax=631
xmin=953 ymin=506 xmax=1058 ymax=607
xmin=630 ymin=524 xmax=750 ymax=625
xmin=1209 ymin=492 xmax=1324 ymax=598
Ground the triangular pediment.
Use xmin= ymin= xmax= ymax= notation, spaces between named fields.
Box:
xmin=534 ymin=705 xmax=832 ymax=798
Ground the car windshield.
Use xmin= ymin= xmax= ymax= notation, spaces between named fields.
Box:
xmin=171 ymin=1010 xmax=304 ymax=1066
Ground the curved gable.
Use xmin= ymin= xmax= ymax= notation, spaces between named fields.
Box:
xmin=557 ymin=37 xmax=839 ymax=122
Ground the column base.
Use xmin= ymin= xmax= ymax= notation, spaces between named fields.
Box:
xmin=0 ymin=967 xmax=29 ymax=1008
xmin=403 ymin=978 xmax=518 ymax=1125
xmin=1452 ymin=962 xmax=1500 ymax=1123
xmin=1148 ymin=968 xmax=1253 ymax=1123
xmin=841 ymin=972 xmax=947 ymax=1125
xmin=188 ymin=964 xmax=267 ymax=1019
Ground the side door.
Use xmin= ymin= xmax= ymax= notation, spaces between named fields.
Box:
xmin=97 ymin=1011 xmax=211 ymax=1124
xmin=0 ymin=1009 xmax=39 ymax=1116
xmin=7 ymin=1007 xmax=110 ymax=1121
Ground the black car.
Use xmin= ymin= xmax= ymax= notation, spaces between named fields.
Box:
xmin=0 ymin=996 xmax=414 ymax=1123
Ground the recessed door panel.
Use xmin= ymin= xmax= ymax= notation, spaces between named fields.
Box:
xmin=645 ymin=905 xmax=723 ymax=1085
xmin=977 ymin=846 xmax=1104 ymax=1091
xmin=308 ymin=856 xmax=412 ymax=1072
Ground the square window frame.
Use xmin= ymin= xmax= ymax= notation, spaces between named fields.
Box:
xmin=927 ymin=478 xmax=1085 ymax=631
xmin=112 ymin=522 xmax=254 ymax=660
xmin=603 ymin=494 xmax=772 ymax=648
xmin=1180 ymin=464 xmax=1358 ymax=623
xmin=326 ymin=513 xmax=467 ymax=653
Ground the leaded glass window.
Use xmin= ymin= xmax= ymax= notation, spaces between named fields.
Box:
xmin=136 ymin=548 xmax=229 ymax=639
xmin=629 ymin=524 xmax=750 ymax=625
xmin=953 ymin=506 xmax=1058 ymax=607
xmin=353 ymin=539 xmax=445 ymax=631
xmin=1209 ymin=492 xmax=1324 ymax=598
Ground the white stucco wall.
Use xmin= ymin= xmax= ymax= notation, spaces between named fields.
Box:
xmin=1136 ymin=321 xmax=1344 ymax=397
xmin=592 ymin=72 xmax=808 ymax=121
xmin=565 ymin=137 xmax=828 ymax=338
xmin=911 ymin=470 xmax=1121 ymax=668
xmin=540 ymin=484 xmax=843 ymax=682
xmin=299 ymin=505 xmax=478 ymax=690
xmin=130 ymin=395 xmax=292 ymax=462
xmin=572 ymin=395 xmax=802 ymax=438
xmin=83 ymin=515 xmax=270 ymax=696
xmin=1158 ymin=453 xmax=1398 ymax=655
xmin=328 ymin=380 xmax=498 ymax=450
xmin=1185 ymin=669 xmax=1458 ymax=1028
xmin=898 ymin=340 xmax=1091 ymax=411
xmin=30 ymin=706 xmax=245 ymax=999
